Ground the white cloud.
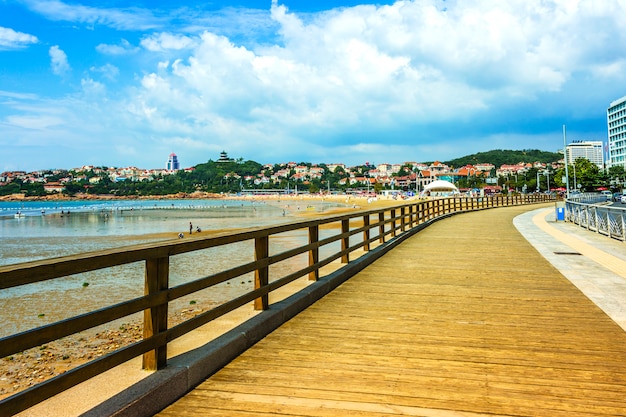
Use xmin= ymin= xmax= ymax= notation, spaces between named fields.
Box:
xmin=96 ymin=39 xmax=139 ymax=55
xmin=5 ymin=114 xmax=64 ymax=130
xmin=0 ymin=26 xmax=38 ymax=50
xmin=81 ymin=77 xmax=106 ymax=96
xmin=140 ymin=33 xmax=197 ymax=52
xmin=0 ymin=90 xmax=40 ymax=100
xmin=23 ymin=0 xmax=163 ymax=30
xmin=90 ymin=63 xmax=120 ymax=81
xmin=5 ymin=0 xmax=626 ymax=170
xmin=94 ymin=0 xmax=623 ymax=166
xmin=49 ymin=45 xmax=70 ymax=76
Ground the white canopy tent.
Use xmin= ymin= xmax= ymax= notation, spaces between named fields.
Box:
xmin=421 ymin=180 xmax=460 ymax=197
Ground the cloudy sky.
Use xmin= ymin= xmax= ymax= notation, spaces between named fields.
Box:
xmin=1 ymin=0 xmax=625 ymax=171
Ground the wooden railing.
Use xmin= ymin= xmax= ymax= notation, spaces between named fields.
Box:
xmin=0 ymin=195 xmax=552 ymax=415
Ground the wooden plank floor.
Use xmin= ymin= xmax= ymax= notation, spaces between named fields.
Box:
xmin=156 ymin=206 xmax=626 ymax=417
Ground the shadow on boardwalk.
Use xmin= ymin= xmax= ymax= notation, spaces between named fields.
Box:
xmin=152 ymin=205 xmax=626 ymax=416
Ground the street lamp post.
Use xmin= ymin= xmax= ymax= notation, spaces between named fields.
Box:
xmin=563 ymin=125 xmax=570 ymax=197
xmin=536 ymin=171 xmax=540 ymax=192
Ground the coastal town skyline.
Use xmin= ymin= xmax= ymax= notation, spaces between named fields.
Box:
xmin=2 ymin=148 xmax=559 ymax=175
xmin=1 ymin=1 xmax=623 ymax=172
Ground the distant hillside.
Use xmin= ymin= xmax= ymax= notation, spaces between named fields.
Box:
xmin=443 ymin=149 xmax=561 ymax=169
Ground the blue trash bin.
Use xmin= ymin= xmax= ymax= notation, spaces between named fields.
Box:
xmin=556 ymin=207 xmax=565 ymax=221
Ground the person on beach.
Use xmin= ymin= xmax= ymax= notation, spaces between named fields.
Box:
xmin=189 ymin=222 xmax=193 ymax=234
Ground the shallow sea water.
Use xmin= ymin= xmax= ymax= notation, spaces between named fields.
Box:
xmin=0 ymin=198 xmax=344 ymax=337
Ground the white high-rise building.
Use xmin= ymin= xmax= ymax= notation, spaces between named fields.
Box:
xmin=166 ymin=153 xmax=180 ymax=171
xmin=565 ymin=141 xmax=604 ymax=169
xmin=607 ymin=95 xmax=626 ymax=169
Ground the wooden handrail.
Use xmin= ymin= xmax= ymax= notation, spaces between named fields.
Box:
xmin=0 ymin=195 xmax=553 ymax=415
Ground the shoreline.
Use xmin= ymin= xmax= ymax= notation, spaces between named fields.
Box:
xmin=0 ymin=190 xmax=416 ymax=206
xmin=0 ymin=191 xmax=225 ymax=202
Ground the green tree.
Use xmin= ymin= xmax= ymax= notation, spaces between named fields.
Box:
xmin=23 ymin=182 xmax=46 ymax=196
xmin=444 ymin=149 xmax=561 ymax=168
xmin=0 ymin=182 xmax=21 ymax=196
xmin=608 ymin=165 xmax=626 ymax=190
xmin=574 ymin=158 xmax=600 ymax=191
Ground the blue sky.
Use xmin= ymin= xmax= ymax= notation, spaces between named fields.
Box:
xmin=1 ymin=0 xmax=625 ymax=171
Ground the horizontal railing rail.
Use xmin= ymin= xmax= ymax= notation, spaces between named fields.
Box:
xmin=0 ymin=194 xmax=552 ymax=415
xmin=565 ymin=200 xmax=626 ymax=242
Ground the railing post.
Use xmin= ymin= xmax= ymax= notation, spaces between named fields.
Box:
xmin=308 ymin=225 xmax=319 ymax=281
xmin=621 ymin=211 xmax=626 ymax=242
xmin=391 ymin=209 xmax=397 ymax=237
xmin=341 ymin=219 xmax=350 ymax=263
xmin=409 ymin=204 xmax=415 ymax=228
xmin=363 ymin=214 xmax=371 ymax=251
xmin=254 ymin=236 xmax=269 ymax=310
xmin=143 ymin=256 xmax=169 ymax=370
xmin=401 ymin=207 xmax=406 ymax=232
xmin=379 ymin=211 xmax=385 ymax=243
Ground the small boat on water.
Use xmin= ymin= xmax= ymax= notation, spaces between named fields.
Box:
xmin=14 ymin=211 xmax=25 ymax=218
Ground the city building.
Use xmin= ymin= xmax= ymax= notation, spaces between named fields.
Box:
xmin=607 ymin=95 xmax=626 ymax=169
xmin=166 ymin=153 xmax=180 ymax=171
xmin=565 ymin=141 xmax=604 ymax=169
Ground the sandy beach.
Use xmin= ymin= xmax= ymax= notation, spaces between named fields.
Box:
xmin=0 ymin=193 xmax=415 ymax=401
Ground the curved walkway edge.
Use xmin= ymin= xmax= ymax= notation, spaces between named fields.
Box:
xmin=514 ymin=207 xmax=626 ymax=331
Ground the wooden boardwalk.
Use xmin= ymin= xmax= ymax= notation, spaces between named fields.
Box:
xmin=156 ymin=206 xmax=626 ymax=417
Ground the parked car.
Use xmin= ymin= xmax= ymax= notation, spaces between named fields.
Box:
xmin=601 ymin=190 xmax=612 ymax=201
xmin=614 ymin=192 xmax=623 ymax=202
xmin=621 ymin=194 xmax=626 ymax=204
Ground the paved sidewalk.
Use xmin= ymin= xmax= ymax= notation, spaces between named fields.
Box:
xmin=514 ymin=207 xmax=626 ymax=331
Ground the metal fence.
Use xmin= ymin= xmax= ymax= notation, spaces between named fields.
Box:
xmin=565 ymin=200 xmax=626 ymax=242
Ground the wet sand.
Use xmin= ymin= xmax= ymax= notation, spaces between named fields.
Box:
xmin=0 ymin=194 xmax=413 ymax=400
